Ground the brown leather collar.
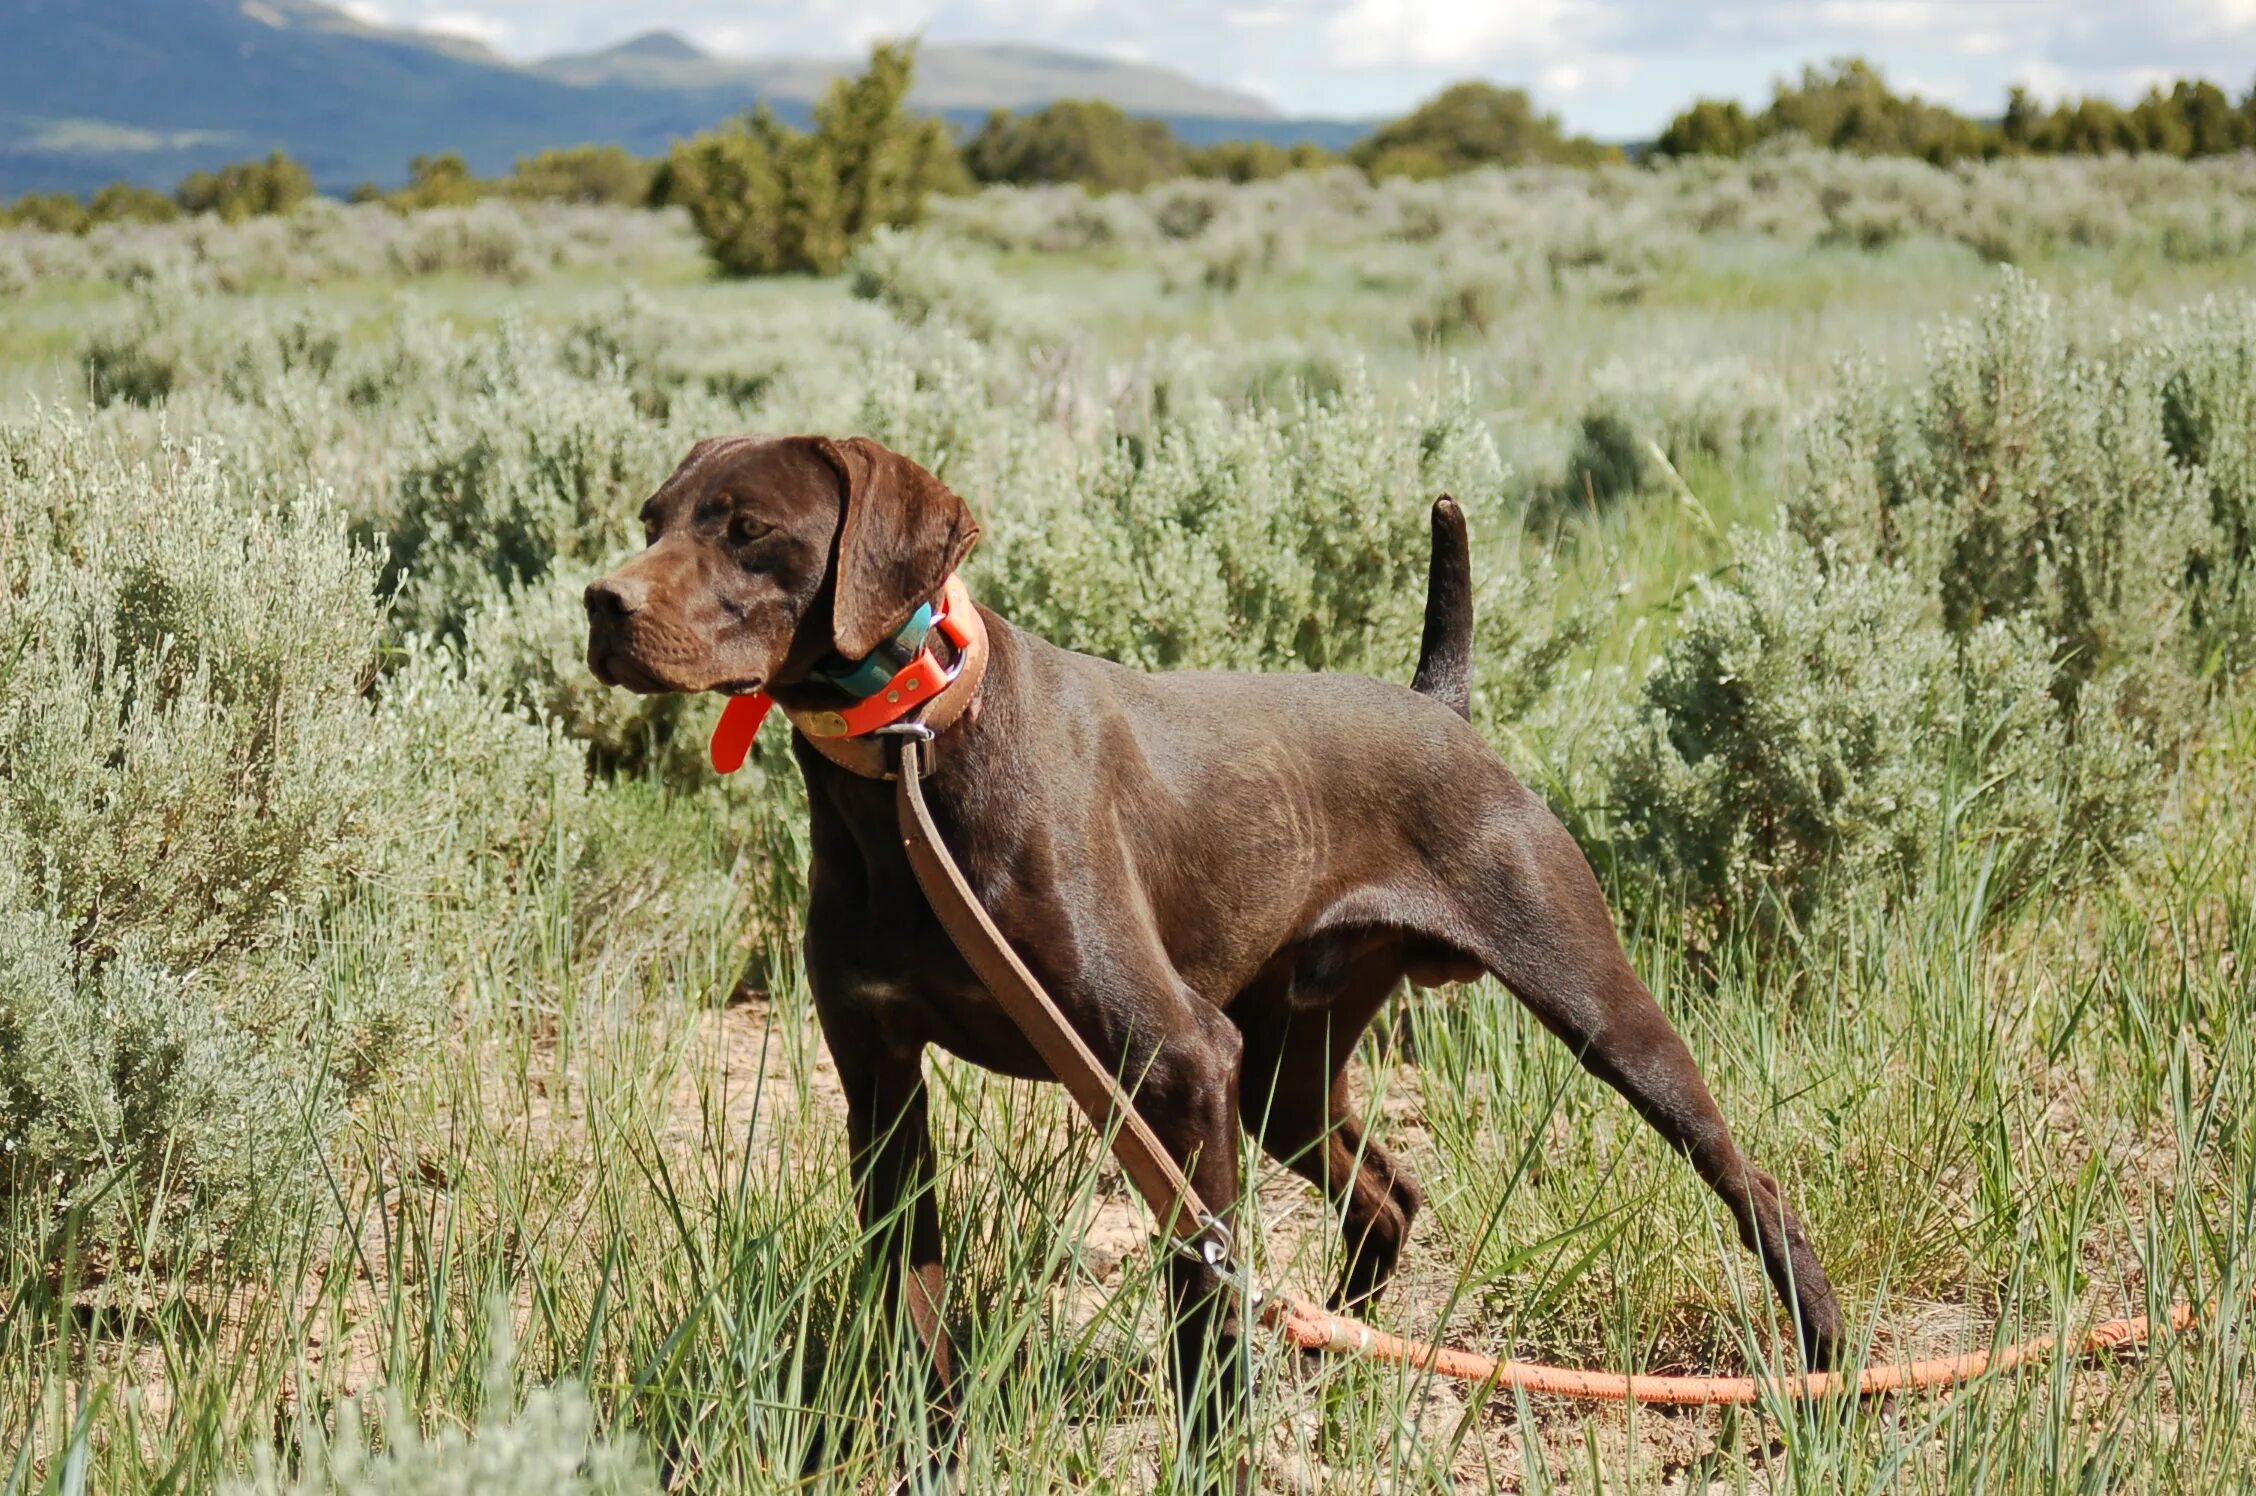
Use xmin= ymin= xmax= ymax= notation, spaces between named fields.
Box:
xmin=785 ymin=590 xmax=990 ymax=779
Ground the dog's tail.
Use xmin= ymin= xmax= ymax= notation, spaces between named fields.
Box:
xmin=1410 ymin=495 xmax=1473 ymax=721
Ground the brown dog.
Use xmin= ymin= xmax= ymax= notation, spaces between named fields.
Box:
xmin=586 ymin=434 xmax=1843 ymax=1456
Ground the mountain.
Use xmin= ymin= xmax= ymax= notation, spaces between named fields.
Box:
xmin=535 ymin=32 xmax=1280 ymax=119
xmin=0 ymin=0 xmax=1359 ymax=197
xmin=0 ymin=0 xmax=718 ymax=194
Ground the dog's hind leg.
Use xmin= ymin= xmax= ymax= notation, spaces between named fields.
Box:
xmin=1249 ymin=1055 xmax=1423 ymax=1310
xmin=1453 ymin=785 xmax=1846 ymax=1370
xmin=1236 ymin=946 xmax=1423 ymax=1310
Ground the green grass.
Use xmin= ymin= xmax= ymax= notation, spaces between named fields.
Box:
xmin=3 ymin=159 xmax=2254 ymax=1492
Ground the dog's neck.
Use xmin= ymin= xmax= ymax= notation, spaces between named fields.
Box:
xmin=783 ymin=579 xmax=992 ymax=780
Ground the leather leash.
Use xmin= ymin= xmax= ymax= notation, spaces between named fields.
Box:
xmin=890 ymin=730 xmax=1237 ymax=1276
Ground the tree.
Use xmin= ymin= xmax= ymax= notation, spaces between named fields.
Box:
xmin=175 ymin=151 xmax=316 ymax=221
xmin=88 ymin=182 xmax=180 ymax=226
xmin=669 ymin=110 xmax=840 ymax=275
xmin=1760 ymin=58 xmax=1989 ymax=163
xmin=2129 ymin=79 xmax=2248 ymax=156
xmin=963 ymin=99 xmax=1185 ymax=191
xmin=510 ymin=145 xmax=658 ymax=206
xmin=1660 ymin=61 xmax=2254 ymax=164
xmin=388 ymin=152 xmax=487 ymax=210
xmin=2001 ymin=86 xmax=2042 ymax=152
xmin=1655 ymin=99 xmax=1758 ymax=158
xmin=814 ymin=40 xmax=969 ymax=225
xmin=3 ymin=192 xmax=90 ymax=233
xmin=668 ymin=41 xmax=959 ymax=276
xmin=1187 ymin=139 xmax=1335 ymax=182
xmin=1351 ymin=82 xmax=1616 ymax=180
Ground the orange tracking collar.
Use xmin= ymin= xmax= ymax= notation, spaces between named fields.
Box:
xmin=710 ymin=574 xmax=977 ymax=773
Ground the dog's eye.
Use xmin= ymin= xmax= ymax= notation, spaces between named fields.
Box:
xmin=730 ymin=515 xmax=773 ymax=546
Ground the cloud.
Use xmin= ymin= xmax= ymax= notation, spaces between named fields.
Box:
xmin=1323 ymin=0 xmax=1578 ymax=70
xmin=1541 ymin=57 xmax=1636 ymax=99
xmin=420 ymin=9 xmax=513 ymax=47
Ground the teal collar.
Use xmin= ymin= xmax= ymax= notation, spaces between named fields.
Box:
xmin=814 ymin=599 xmax=938 ymax=699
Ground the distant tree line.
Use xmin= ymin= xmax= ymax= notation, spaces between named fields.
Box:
xmin=0 ymin=47 xmax=1610 ymax=243
xmin=1657 ymin=58 xmax=2256 ymax=164
xmin=0 ymin=143 xmax=658 ymax=233
xmin=12 ymin=48 xmax=2256 ymax=270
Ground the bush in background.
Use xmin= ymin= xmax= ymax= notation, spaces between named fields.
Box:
xmin=666 ymin=42 xmax=960 ymax=276
xmin=964 ymin=99 xmax=1186 ymax=192
xmin=378 ymin=151 xmax=488 ymax=212
xmin=0 ymin=424 xmax=386 ymax=1246
xmin=1791 ymin=273 xmax=2252 ymax=733
xmin=1601 ymin=532 xmax=2155 ymax=947
xmin=1659 ymin=58 xmax=2256 ymax=165
xmin=511 ymin=144 xmax=660 ymax=207
xmin=228 ymin=1308 xmax=655 ymax=1496
xmin=1351 ymin=83 xmax=1617 ymax=180
xmin=974 ymin=363 xmax=1561 ymax=697
xmin=847 ymin=226 xmax=1024 ymax=342
xmin=87 ymin=182 xmax=180 ymax=226
xmin=1186 ymin=138 xmax=1335 ymax=183
xmin=176 ymin=151 xmax=317 ymax=222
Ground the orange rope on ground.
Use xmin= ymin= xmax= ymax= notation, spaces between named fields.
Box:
xmin=1267 ymin=1296 xmax=2206 ymax=1405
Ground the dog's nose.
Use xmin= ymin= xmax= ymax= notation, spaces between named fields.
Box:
xmin=584 ymin=574 xmax=648 ymax=624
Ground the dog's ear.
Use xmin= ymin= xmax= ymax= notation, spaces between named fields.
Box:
xmin=818 ymin=436 xmax=979 ymax=661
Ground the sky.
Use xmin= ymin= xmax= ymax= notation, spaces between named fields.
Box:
xmin=340 ymin=1 xmax=2256 ymax=136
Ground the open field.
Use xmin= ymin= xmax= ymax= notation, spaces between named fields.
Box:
xmin=3 ymin=149 xmax=2254 ymax=1492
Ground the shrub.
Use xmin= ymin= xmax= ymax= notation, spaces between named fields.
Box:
xmin=228 ymin=1307 xmax=655 ymax=1496
xmin=88 ymin=182 xmax=181 ymax=227
xmin=1655 ymin=100 xmax=1760 ymax=159
xmin=82 ymin=321 xmax=182 ymax=408
xmin=1409 ymin=278 xmax=1498 ymax=344
xmin=1601 ymin=532 xmax=2154 ymax=945
xmin=1541 ymin=357 xmax=1791 ymax=522
xmin=384 ymin=152 xmax=491 ymax=212
xmin=1352 ymin=83 xmax=1616 ymax=180
xmin=511 ymin=144 xmax=659 ymax=207
xmin=847 ymin=226 xmax=1022 ymax=341
xmin=667 ymin=42 xmax=958 ymax=276
xmin=1556 ymin=404 xmax=1648 ymax=512
xmin=380 ymin=336 xmax=675 ymax=640
xmin=3 ymin=192 xmax=91 ymax=234
xmin=0 ymin=422 xmax=390 ymax=1247
xmin=927 ymin=182 xmax=1162 ymax=254
xmin=1790 ymin=272 xmax=2226 ymax=732
xmin=176 ymin=151 xmax=317 ymax=222
xmin=2158 ymin=301 xmax=2256 ymax=674
xmin=385 ymin=203 xmax=537 ymax=281
xmin=963 ymin=99 xmax=1186 ymax=192
xmin=1186 ymin=139 xmax=1334 ymax=183
xmin=975 ymin=363 xmax=1544 ymax=681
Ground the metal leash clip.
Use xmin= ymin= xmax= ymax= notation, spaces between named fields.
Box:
xmin=1174 ymin=1215 xmax=1265 ymax=1312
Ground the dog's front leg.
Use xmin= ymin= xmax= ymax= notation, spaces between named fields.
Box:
xmin=831 ymin=1030 xmax=957 ymax=1467
xmin=1122 ymin=999 xmax=1253 ymax=1494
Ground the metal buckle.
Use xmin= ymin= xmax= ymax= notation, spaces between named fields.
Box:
xmin=872 ymin=720 xmax=936 ymax=742
xmin=1172 ymin=1216 xmax=1263 ymax=1309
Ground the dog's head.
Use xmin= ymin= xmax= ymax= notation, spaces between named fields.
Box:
xmin=585 ymin=435 xmax=977 ymax=697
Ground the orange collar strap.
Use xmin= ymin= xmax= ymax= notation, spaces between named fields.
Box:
xmin=710 ymin=575 xmax=979 ymax=774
